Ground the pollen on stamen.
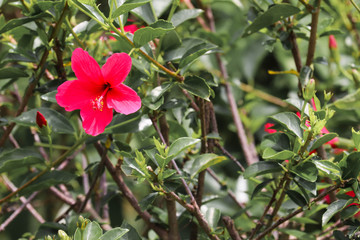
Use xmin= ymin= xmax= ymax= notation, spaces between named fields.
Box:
xmin=91 ymin=97 xmax=104 ymax=111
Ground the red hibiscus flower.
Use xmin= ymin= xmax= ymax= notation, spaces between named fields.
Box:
xmin=56 ymin=48 xmax=141 ymax=136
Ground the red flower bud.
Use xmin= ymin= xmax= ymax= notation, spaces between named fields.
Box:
xmin=36 ymin=111 xmax=47 ymax=128
xmin=329 ymin=35 xmax=338 ymax=49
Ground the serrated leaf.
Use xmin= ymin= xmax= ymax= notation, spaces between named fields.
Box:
xmin=322 ymin=199 xmax=351 ymax=226
xmin=0 ymin=149 xmax=44 ymax=173
xmin=291 ymin=161 xmax=318 ymax=182
xmin=179 ymin=76 xmax=211 ymax=100
xmin=13 ymin=108 xmax=74 ymax=134
xmin=99 ymin=228 xmax=129 ymax=240
xmin=309 ymin=133 xmax=338 ymax=151
xmin=286 ymin=190 xmax=308 ymax=207
xmin=244 ymin=161 xmax=282 ymax=178
xmin=0 ymin=67 xmax=28 ymax=79
xmin=83 ymin=222 xmax=102 ymax=240
xmin=171 ymin=9 xmax=203 ymax=27
xmin=243 ymin=4 xmax=300 ymax=37
xmin=168 ymin=137 xmax=200 ymax=157
xmin=112 ymin=0 xmax=150 ymax=19
xmin=270 ymin=112 xmax=303 ymax=139
xmin=133 ymin=20 xmax=174 ymax=47
xmin=190 ymin=154 xmax=226 ymax=178
xmin=262 ymin=147 xmax=295 ymax=160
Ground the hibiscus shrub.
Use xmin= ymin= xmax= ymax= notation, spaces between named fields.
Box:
xmin=2 ymin=0 xmax=360 ymax=239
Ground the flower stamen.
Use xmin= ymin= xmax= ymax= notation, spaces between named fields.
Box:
xmin=91 ymin=85 xmax=110 ymax=111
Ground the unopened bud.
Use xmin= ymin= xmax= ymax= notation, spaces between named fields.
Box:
xmin=303 ymin=79 xmax=316 ymax=102
xmin=36 ymin=111 xmax=47 ymax=128
xmin=323 ymin=90 xmax=333 ymax=104
xmin=329 ymin=35 xmax=338 ymax=49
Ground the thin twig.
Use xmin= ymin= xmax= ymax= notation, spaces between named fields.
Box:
xmin=0 ymin=192 xmax=39 ymax=232
xmin=2 ymin=175 xmax=45 ymax=224
xmin=223 ymin=216 xmax=242 ymax=240
xmin=305 ymin=0 xmax=322 ymax=67
xmin=215 ymin=142 xmax=245 ymax=171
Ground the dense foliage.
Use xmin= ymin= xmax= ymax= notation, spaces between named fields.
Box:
xmin=1 ymin=0 xmax=360 ymax=239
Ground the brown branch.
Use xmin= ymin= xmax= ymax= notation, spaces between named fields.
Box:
xmin=223 ymin=216 xmax=242 ymax=240
xmin=94 ymin=143 xmax=169 ymax=240
xmin=305 ymin=0 xmax=322 ymax=67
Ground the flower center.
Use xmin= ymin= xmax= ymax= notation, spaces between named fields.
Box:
xmin=91 ymin=85 xmax=110 ymax=111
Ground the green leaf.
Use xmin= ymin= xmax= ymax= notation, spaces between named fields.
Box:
xmin=0 ymin=12 xmax=52 ymax=34
xmin=139 ymin=192 xmax=158 ymax=211
xmin=243 ymin=4 xmax=300 ymax=37
xmin=352 ymin=128 xmax=360 ymax=151
xmin=105 ymin=114 xmax=152 ymax=134
xmin=131 ymin=2 xmax=156 ymax=24
xmin=262 ymin=148 xmax=295 ymax=160
xmin=171 ymin=9 xmax=203 ymax=27
xmin=285 ymin=99 xmax=310 ymax=116
xmin=204 ymin=208 xmax=221 ymax=229
xmin=13 ymin=108 xmax=74 ymax=134
xmin=120 ymin=222 xmax=142 ymax=240
xmin=244 ymin=161 xmax=282 ymax=178
xmin=333 ymin=89 xmax=360 ymax=110
xmin=322 ymin=199 xmax=351 ymax=226
xmin=99 ymin=228 xmax=129 ymax=240
xmin=309 ymin=133 xmax=338 ymax=152
xmin=270 ymin=112 xmax=303 ymax=139
xmin=72 ymin=0 xmax=105 ymax=24
xmin=111 ymin=0 xmax=150 ymax=19
xmin=133 ymin=19 xmax=174 ymax=47
xmin=279 ymin=229 xmax=314 ymax=239
xmin=83 ymin=222 xmax=102 ymax=240
xmin=313 ymin=160 xmax=342 ymax=180
xmin=179 ymin=42 xmax=217 ymax=68
xmin=168 ymin=137 xmax=200 ymax=157
xmin=340 ymin=152 xmax=360 ymax=180
xmin=179 ymin=76 xmax=211 ymax=100
xmin=291 ymin=161 xmax=318 ymax=182
xmin=41 ymin=91 xmax=57 ymax=103
xmin=190 ymin=154 xmax=227 ymax=178
xmin=0 ymin=67 xmax=28 ymax=79
xmin=251 ymin=178 xmax=274 ymax=199
xmin=21 ymin=170 xmax=76 ymax=194
xmin=286 ymin=190 xmax=308 ymax=207
xmin=260 ymin=132 xmax=291 ymax=152
xmin=161 ymin=30 xmax=182 ymax=51
xmin=0 ymin=149 xmax=44 ymax=173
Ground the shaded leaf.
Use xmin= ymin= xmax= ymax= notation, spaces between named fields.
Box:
xmin=171 ymin=9 xmax=203 ymax=27
xmin=270 ymin=112 xmax=302 ymax=139
xmin=244 ymin=161 xmax=282 ymax=178
xmin=133 ymin=19 xmax=174 ymax=47
xmin=0 ymin=149 xmax=43 ymax=173
xmin=179 ymin=76 xmax=211 ymax=100
xmin=286 ymin=190 xmax=308 ymax=207
xmin=309 ymin=133 xmax=338 ymax=151
xmin=340 ymin=152 xmax=360 ymax=180
xmin=251 ymin=178 xmax=274 ymax=199
xmin=179 ymin=42 xmax=217 ymax=68
xmin=333 ymin=89 xmax=360 ymax=110
xmin=99 ymin=228 xmax=129 ymax=240
xmin=322 ymin=199 xmax=351 ymax=226
xmin=243 ymin=4 xmax=300 ymax=37
xmin=13 ymin=108 xmax=74 ymax=134
xmin=168 ymin=137 xmax=200 ymax=157
xmin=262 ymin=148 xmax=295 ymax=160
xmin=112 ymin=0 xmax=150 ymax=19
xmin=0 ymin=67 xmax=28 ymax=79
xmin=0 ymin=12 xmax=52 ymax=34
xmin=291 ymin=161 xmax=318 ymax=182
xmin=190 ymin=154 xmax=227 ymax=178
xmin=313 ymin=160 xmax=341 ymax=180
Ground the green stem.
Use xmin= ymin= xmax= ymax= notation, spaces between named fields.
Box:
xmin=65 ymin=18 xmax=85 ymax=49
xmin=149 ymin=1 xmax=158 ymax=21
xmin=34 ymin=142 xmax=71 ymax=150
xmin=350 ymin=0 xmax=360 ymax=13
xmin=112 ymin=0 xmax=125 ymax=33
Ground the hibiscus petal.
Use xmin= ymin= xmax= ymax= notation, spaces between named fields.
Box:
xmin=72 ymin=48 xmax=104 ymax=85
xmin=106 ymin=84 xmax=141 ymax=115
xmin=56 ymin=80 xmax=103 ymax=111
xmin=80 ymin=103 xmax=113 ymax=136
xmin=102 ymin=53 xmax=132 ymax=86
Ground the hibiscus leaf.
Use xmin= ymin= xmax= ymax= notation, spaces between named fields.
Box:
xmin=0 ymin=148 xmax=44 ymax=173
xmin=133 ymin=19 xmax=174 ymax=47
xmin=99 ymin=228 xmax=129 ymax=240
xmin=111 ymin=0 xmax=150 ymax=19
xmin=190 ymin=154 xmax=227 ymax=178
xmin=13 ymin=108 xmax=75 ymax=134
xmin=322 ymin=199 xmax=351 ymax=226
xmin=0 ymin=12 xmax=52 ymax=34
xmin=171 ymin=9 xmax=204 ymax=27
xmin=243 ymin=4 xmax=300 ymax=37
xmin=270 ymin=112 xmax=303 ymax=139
xmin=179 ymin=42 xmax=218 ymax=68
xmin=309 ymin=133 xmax=338 ymax=151
xmin=179 ymin=75 xmax=211 ymax=100
xmin=130 ymin=2 xmax=156 ymax=24
xmin=0 ymin=67 xmax=29 ymax=79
